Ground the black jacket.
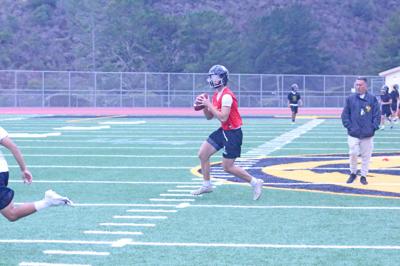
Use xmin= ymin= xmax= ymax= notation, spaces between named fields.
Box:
xmin=341 ymin=92 xmax=381 ymax=139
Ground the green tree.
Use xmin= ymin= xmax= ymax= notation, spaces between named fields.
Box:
xmin=368 ymin=10 xmax=400 ymax=72
xmin=244 ymin=4 xmax=330 ymax=74
xmin=350 ymin=0 xmax=375 ymax=21
xmin=63 ymin=0 xmax=108 ymax=71
xmin=0 ymin=0 xmax=75 ymax=70
xmin=92 ymin=0 xmax=179 ymax=72
xmin=175 ymin=11 xmax=243 ymax=72
xmin=0 ymin=13 xmax=17 ymax=67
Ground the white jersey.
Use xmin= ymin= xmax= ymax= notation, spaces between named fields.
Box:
xmin=0 ymin=127 xmax=9 ymax=172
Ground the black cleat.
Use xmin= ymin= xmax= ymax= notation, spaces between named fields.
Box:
xmin=347 ymin=173 xmax=357 ymax=184
xmin=360 ymin=176 xmax=368 ymax=185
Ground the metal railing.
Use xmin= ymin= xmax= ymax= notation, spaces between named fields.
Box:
xmin=0 ymin=70 xmax=384 ymax=108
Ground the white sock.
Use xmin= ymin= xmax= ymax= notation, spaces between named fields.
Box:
xmin=203 ymin=180 xmax=211 ymax=187
xmin=250 ymin=177 xmax=259 ymax=187
xmin=34 ymin=200 xmax=50 ymax=211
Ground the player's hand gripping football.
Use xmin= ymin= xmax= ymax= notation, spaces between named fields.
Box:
xmin=193 ymin=93 xmax=209 ymax=111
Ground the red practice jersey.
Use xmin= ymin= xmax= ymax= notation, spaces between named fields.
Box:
xmin=212 ymin=87 xmax=242 ymax=130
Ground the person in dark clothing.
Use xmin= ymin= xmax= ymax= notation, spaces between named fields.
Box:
xmin=341 ymin=77 xmax=381 ymax=185
xmin=390 ymin=84 xmax=399 ymax=123
xmin=380 ymin=85 xmax=393 ymax=130
xmin=287 ymin=83 xmax=302 ymax=123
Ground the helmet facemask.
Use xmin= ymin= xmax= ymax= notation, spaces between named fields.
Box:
xmin=291 ymin=84 xmax=299 ymax=92
xmin=381 ymin=85 xmax=389 ymax=94
xmin=207 ymin=65 xmax=229 ymax=89
xmin=207 ymin=74 xmax=224 ymax=88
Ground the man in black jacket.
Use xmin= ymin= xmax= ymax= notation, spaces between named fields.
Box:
xmin=341 ymin=77 xmax=381 ymax=185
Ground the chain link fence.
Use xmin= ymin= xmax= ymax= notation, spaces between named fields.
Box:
xmin=0 ymin=70 xmax=384 ymax=108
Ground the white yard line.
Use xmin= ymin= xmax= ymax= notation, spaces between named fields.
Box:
xmin=42 ymin=203 xmax=400 ymax=210
xmin=176 ymin=185 xmax=201 ymax=188
xmin=83 ymin=230 xmax=143 ymax=235
xmin=149 ymin=198 xmax=195 ymax=202
xmin=20 ymin=263 xmax=91 ymax=266
xmin=10 ymin=163 xmax=400 ymax=170
xmin=99 ymin=121 xmax=146 ymax=125
xmin=5 ymin=154 xmax=199 ymax=158
xmin=17 ymin=146 xmax=199 ymax=150
xmin=190 ymin=204 xmax=400 ymax=210
xmin=73 ymin=203 xmax=179 ymax=207
xmin=1 ymin=239 xmax=113 ymax=245
xmin=43 ymin=250 xmax=109 ymax=256
xmin=113 ymin=215 xmax=168 ymax=219
xmin=99 ymin=223 xmax=155 ymax=227
xmin=167 ymin=189 xmax=193 ymax=192
xmin=8 ymin=165 xmax=194 ymax=169
xmin=126 ymin=241 xmax=400 ymax=250
xmin=126 ymin=209 xmax=177 ymax=213
xmin=16 ymin=134 xmax=311 ymax=138
xmin=10 ymin=132 xmax=61 ymax=138
xmin=53 ymin=126 xmax=110 ymax=130
xmin=111 ymin=238 xmax=133 ymax=248
xmin=159 ymin=194 xmax=196 ymax=197
xmin=278 ymin=148 xmax=399 ymax=151
xmin=0 ymin=117 xmax=28 ymax=121
xmin=13 ymin=139 xmax=269 ymax=144
xmin=214 ymin=167 xmax=400 ymax=170
xmin=9 ymin=239 xmax=400 ymax=251
xmin=10 ymin=180 xmax=201 ymax=185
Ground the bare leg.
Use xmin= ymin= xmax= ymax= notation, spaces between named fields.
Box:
xmin=222 ymin=158 xmax=264 ymax=200
xmin=198 ymin=141 xmax=218 ymax=181
xmin=192 ymin=141 xmax=218 ymax=195
xmin=1 ymin=202 xmax=36 ymax=222
xmin=222 ymin=158 xmax=253 ymax=182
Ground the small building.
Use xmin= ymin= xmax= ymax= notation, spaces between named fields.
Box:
xmin=379 ymin=66 xmax=400 ymax=90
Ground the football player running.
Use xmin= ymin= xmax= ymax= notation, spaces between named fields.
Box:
xmin=192 ymin=65 xmax=264 ymax=200
xmin=0 ymin=127 xmax=72 ymax=222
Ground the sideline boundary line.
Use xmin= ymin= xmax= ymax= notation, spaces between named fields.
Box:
xmin=4 ymin=239 xmax=400 ymax=250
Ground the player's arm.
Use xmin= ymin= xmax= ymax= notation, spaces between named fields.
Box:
xmin=341 ymin=97 xmax=352 ymax=129
xmin=372 ymin=97 xmax=381 ymax=130
xmin=383 ymin=98 xmax=392 ymax=105
xmin=0 ymin=136 xmax=32 ymax=184
xmin=201 ymin=95 xmax=231 ymax=122
xmin=206 ymin=105 xmax=230 ymax=122
xmin=202 ymin=107 xmax=214 ymax=120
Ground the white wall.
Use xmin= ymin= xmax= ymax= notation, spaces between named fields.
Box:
xmin=385 ymin=72 xmax=400 ymax=91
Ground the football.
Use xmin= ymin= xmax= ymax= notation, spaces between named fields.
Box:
xmin=193 ymin=93 xmax=208 ymax=111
